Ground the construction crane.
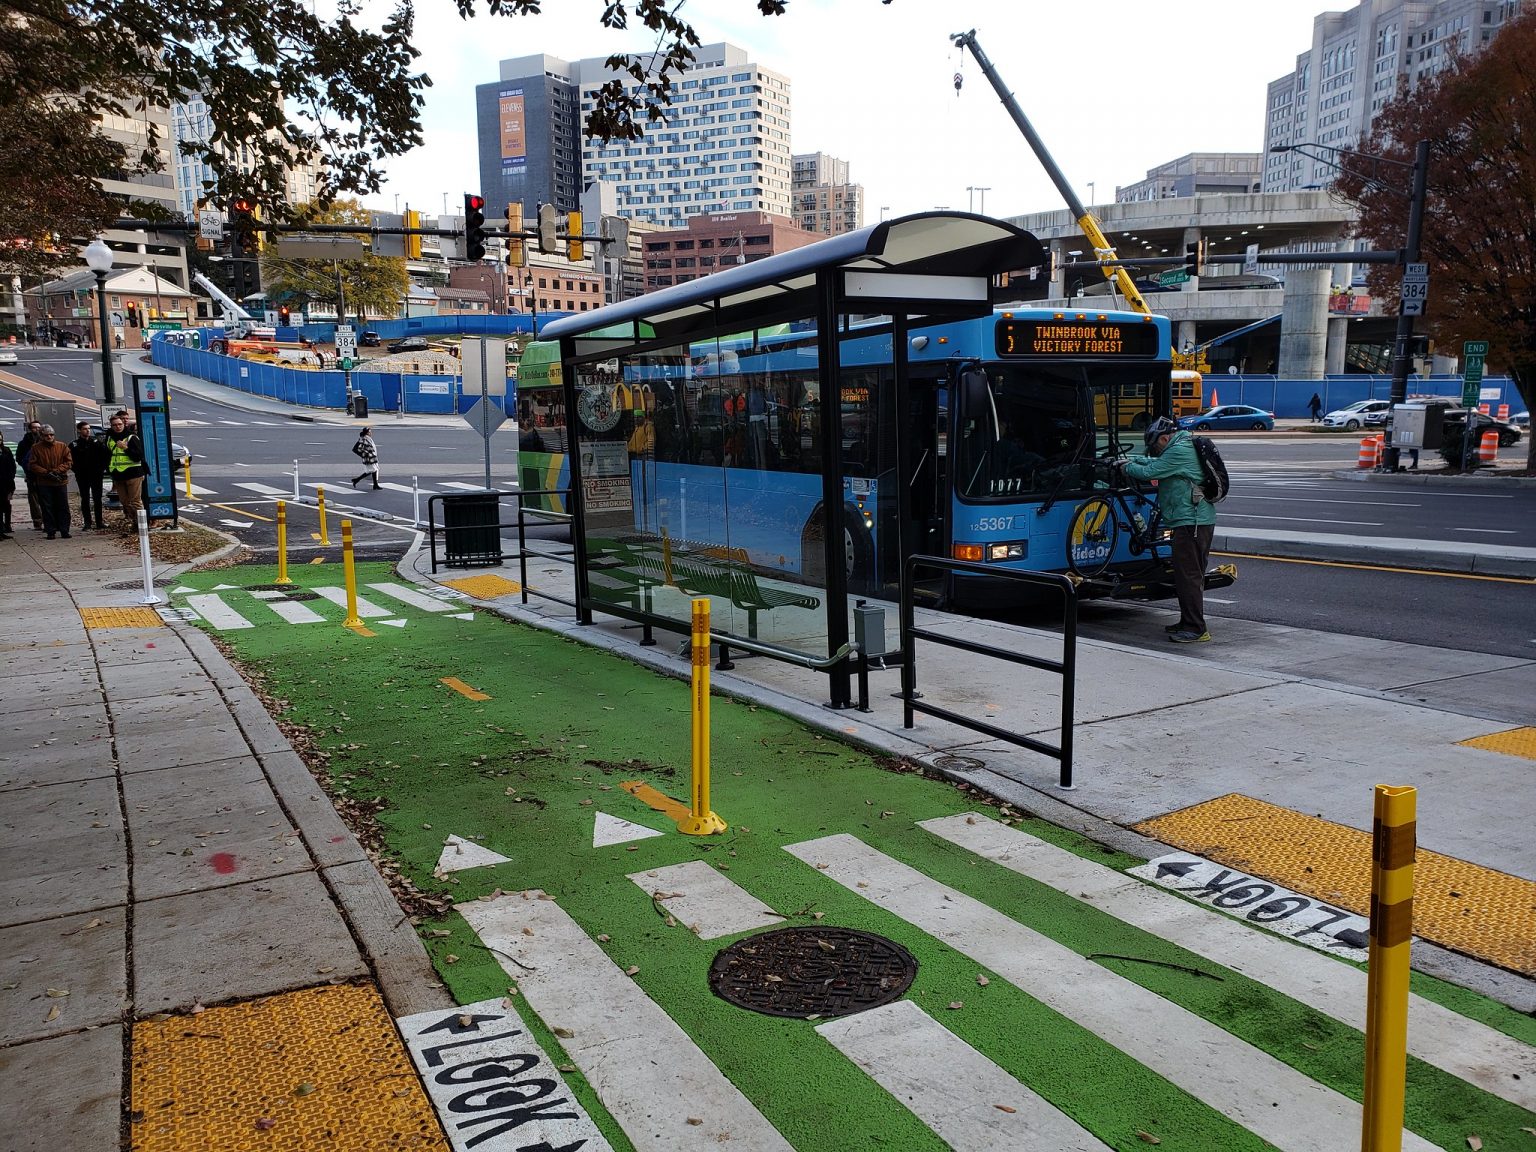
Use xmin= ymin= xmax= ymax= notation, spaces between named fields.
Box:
xmin=192 ymin=271 xmax=274 ymax=352
xmin=950 ymin=29 xmax=1151 ymax=318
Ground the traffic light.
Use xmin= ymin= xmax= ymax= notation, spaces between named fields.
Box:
xmin=278 ymin=305 xmax=291 ymax=325
xmin=1183 ymin=239 xmax=1206 ymax=278
xmin=405 ymin=209 xmax=422 ymax=260
xmin=537 ymin=203 xmax=558 ymax=254
xmin=566 ymin=210 xmax=584 ymax=262
xmin=505 ymin=203 xmax=525 ymax=268
xmin=463 ymin=193 xmax=487 ymax=262
xmin=230 ymin=197 xmax=257 ymax=250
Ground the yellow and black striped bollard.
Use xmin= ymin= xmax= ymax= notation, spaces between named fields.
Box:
xmin=1361 ymin=783 xmax=1415 ymax=1152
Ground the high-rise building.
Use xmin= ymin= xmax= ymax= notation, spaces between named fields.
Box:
xmin=172 ymin=95 xmax=327 ymax=215
xmin=1116 ymin=153 xmax=1263 ymax=202
xmin=477 ymin=43 xmax=792 ymax=230
xmin=791 ymin=152 xmax=863 ymax=235
xmin=1262 ymin=0 xmax=1525 ymax=192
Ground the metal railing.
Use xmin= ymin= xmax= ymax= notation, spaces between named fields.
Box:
xmin=900 ymin=555 xmax=1079 ymax=789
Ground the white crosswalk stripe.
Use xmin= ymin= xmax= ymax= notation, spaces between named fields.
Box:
xmin=920 ymin=814 xmax=1536 ymax=1111
xmin=376 ymin=482 xmax=418 ymax=494
xmin=265 ymin=599 xmax=325 ymax=624
xmin=783 ymin=834 xmax=1438 ymax=1152
xmin=311 ymin=586 xmax=392 ymax=618
xmin=817 ymin=1001 xmax=1110 ymax=1151
xmin=460 ymin=893 xmax=795 ymax=1151
xmin=439 ymin=481 xmax=489 ymax=491
xmin=187 ymin=483 xmax=218 ymax=496
xmin=364 ymin=582 xmax=452 ymax=613
xmin=185 ymin=593 xmax=253 ymax=630
xmin=234 ymin=482 xmax=289 ymax=496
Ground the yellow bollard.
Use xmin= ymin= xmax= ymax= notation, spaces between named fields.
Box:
xmin=317 ymin=486 xmax=331 ymax=545
xmin=1361 ymin=784 xmax=1416 ymax=1152
xmin=275 ymin=501 xmax=293 ymax=585
xmin=677 ymin=597 xmax=726 ymax=836
xmin=183 ymin=459 xmax=194 ymax=501
xmin=340 ymin=519 xmax=362 ymax=628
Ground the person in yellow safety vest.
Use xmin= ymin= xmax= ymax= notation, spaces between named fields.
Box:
xmin=106 ymin=414 xmax=146 ymax=523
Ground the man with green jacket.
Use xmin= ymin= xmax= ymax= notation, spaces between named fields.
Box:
xmin=1120 ymin=416 xmax=1216 ymax=643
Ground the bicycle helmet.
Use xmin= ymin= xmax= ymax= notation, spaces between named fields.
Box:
xmin=1143 ymin=415 xmax=1179 ymax=452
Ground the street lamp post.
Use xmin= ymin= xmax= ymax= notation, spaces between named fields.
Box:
xmin=1270 ymin=140 xmax=1429 ymax=472
xmin=83 ymin=238 xmax=116 ymax=405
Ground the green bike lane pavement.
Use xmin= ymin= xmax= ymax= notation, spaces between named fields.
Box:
xmin=166 ymin=561 xmax=1536 ymax=1152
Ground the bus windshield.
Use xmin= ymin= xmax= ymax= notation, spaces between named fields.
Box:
xmin=954 ymin=363 xmax=1160 ymax=500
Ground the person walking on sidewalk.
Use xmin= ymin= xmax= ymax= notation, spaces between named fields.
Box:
xmin=1308 ymin=392 xmax=1324 ymax=422
xmin=350 ymin=426 xmax=380 ymax=489
xmin=70 ymin=421 xmax=109 ymax=530
xmin=24 ymin=425 xmax=73 ymax=539
xmin=1120 ymin=416 xmax=1217 ymax=644
xmin=107 ymin=414 xmax=147 ymax=524
xmin=0 ymin=430 xmax=15 ymax=539
xmin=17 ymin=420 xmax=43 ymax=530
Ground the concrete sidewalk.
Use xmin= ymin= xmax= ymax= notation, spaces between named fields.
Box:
xmin=0 ymin=529 xmax=449 ymax=1151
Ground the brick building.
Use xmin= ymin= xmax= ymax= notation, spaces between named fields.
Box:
xmin=641 ymin=212 xmax=820 ymax=291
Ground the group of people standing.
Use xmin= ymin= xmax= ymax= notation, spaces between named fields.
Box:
xmin=1 ymin=411 xmax=146 ymax=541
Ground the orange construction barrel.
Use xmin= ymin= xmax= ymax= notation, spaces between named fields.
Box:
xmin=1478 ymin=430 xmax=1499 ymax=465
xmin=1497 ymin=403 xmax=1509 ymax=419
xmin=1477 ymin=403 xmax=1491 ymax=415
xmin=1358 ymin=437 xmax=1379 ymax=469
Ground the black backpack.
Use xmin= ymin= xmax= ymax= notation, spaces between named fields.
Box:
xmin=1191 ymin=435 xmax=1230 ymax=502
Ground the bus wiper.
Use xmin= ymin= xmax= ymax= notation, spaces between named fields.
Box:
xmin=1037 ymin=426 xmax=1095 ymax=517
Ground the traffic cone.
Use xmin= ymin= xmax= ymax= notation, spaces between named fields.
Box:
xmin=1211 ymin=388 xmax=1220 ymax=407
xmin=1478 ymin=430 xmax=1499 ymax=465
xmin=1358 ymin=437 xmax=1379 ymax=469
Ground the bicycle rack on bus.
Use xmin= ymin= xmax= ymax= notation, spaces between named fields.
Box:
xmin=900 ymin=555 xmax=1079 ymax=789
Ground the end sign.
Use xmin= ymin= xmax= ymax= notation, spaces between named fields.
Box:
xmin=1462 ymin=340 xmax=1488 ymax=407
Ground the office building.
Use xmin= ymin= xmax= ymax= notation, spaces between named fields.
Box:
xmin=641 ymin=211 xmax=819 ymax=290
xmin=477 ymin=43 xmax=792 ymax=231
xmin=791 ymin=152 xmax=864 ymax=235
xmin=1116 ymin=153 xmax=1263 ymax=202
xmin=1263 ymin=0 xmax=1525 ymax=191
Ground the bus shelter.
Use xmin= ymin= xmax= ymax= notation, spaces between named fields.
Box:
xmin=539 ymin=211 xmax=1045 ymax=707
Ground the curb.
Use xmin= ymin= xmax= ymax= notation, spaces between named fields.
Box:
xmin=1331 ymin=468 xmax=1536 ymax=490
xmin=1213 ymin=534 xmax=1536 ymax=579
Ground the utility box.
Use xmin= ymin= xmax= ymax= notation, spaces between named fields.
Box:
xmin=1392 ymin=402 xmax=1448 ymax=450
xmin=24 ymin=400 xmax=79 ymax=434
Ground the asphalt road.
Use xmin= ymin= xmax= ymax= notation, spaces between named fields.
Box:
xmin=4 ymin=347 xmax=1530 ymax=659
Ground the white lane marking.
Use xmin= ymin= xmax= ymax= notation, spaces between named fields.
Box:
xmin=311 ymin=586 xmax=392 ymax=618
xmin=593 ymin=811 xmax=664 ymax=848
xmin=435 ymin=834 xmax=511 ymax=873
xmin=365 ymin=581 xmax=452 ymax=612
xmin=1225 ymin=494 xmax=1421 ymax=507
xmin=1222 ymin=513 xmax=1382 ymax=525
xmin=817 ymin=1001 xmax=1111 ymax=1152
xmin=626 ymin=860 xmax=783 ymax=940
xmin=1204 ymin=596 xmax=1237 ymax=604
xmin=217 ymin=419 xmax=245 ymax=425
xmin=1453 ymin=527 xmax=1518 ymax=534
xmin=266 ymin=599 xmax=325 ymax=625
xmin=185 ymin=594 xmax=253 ymax=630
xmin=921 ymin=815 xmax=1536 ymax=1113
xmin=397 ymin=997 xmax=613 ymax=1152
xmin=218 ymin=519 xmax=254 ymax=528
xmin=171 ymin=419 xmax=210 ymax=427
xmin=441 ymin=481 xmax=490 ymax=490
xmin=234 ymin=482 xmax=288 ymax=495
xmin=249 ymin=589 xmax=285 ymax=600
xmin=188 ymin=483 xmax=218 ymax=496
xmin=377 ymin=482 xmax=418 ymax=494
xmin=785 ymin=834 xmax=1438 ymax=1152
xmin=460 ymin=892 xmax=795 ymax=1151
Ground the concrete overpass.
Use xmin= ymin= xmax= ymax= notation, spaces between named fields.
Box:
xmin=1003 ymin=192 xmax=1395 ymax=377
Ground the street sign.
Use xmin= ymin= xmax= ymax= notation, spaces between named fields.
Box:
xmin=1154 ymin=269 xmax=1189 ymax=287
xmin=1242 ymin=243 xmax=1260 ymax=276
xmin=1463 ymin=340 xmax=1489 ymax=356
xmin=198 ymin=209 xmax=223 ymax=240
xmin=1400 ymin=277 xmax=1428 ymax=316
xmin=463 ymin=337 xmax=508 ymax=398
xmin=1462 ymin=341 xmax=1486 ymax=407
xmin=462 ymin=396 xmax=507 ymax=438
xmin=335 ymin=323 xmax=357 ymax=360
xmin=1404 ymin=262 xmax=1429 ymax=279
xmin=339 ymin=357 xmax=354 ymax=372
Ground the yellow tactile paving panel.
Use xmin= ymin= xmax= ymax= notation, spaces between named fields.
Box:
xmin=1458 ymin=726 xmax=1536 ymax=761
xmin=1135 ymin=793 xmax=1536 ymax=976
xmin=440 ymin=574 xmax=521 ymax=599
xmin=80 ymin=606 xmax=165 ymax=629
xmin=130 ymin=983 xmax=445 ymax=1151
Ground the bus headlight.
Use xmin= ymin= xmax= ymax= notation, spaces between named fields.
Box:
xmin=987 ymin=542 xmax=1027 ymax=561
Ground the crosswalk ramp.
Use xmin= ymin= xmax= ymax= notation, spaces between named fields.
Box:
xmin=433 ymin=813 xmax=1531 ymax=1152
xmin=172 ymin=580 xmax=471 ymax=630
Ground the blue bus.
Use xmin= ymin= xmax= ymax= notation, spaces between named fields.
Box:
xmin=518 ymin=306 xmax=1184 ymax=607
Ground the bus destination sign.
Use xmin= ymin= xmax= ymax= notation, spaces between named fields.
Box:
xmin=995 ymin=319 xmax=1160 ymax=358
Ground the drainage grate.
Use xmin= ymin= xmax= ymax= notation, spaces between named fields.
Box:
xmin=708 ymin=926 xmax=917 ymax=1019
xmin=245 ymin=583 xmax=296 ymax=591
xmin=931 ymin=753 xmax=986 ymax=773
xmin=103 ymin=578 xmax=175 ymax=590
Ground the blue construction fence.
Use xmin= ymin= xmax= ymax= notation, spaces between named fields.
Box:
xmin=286 ymin=312 xmax=557 ymax=345
xmin=1206 ymin=374 xmax=1521 ymax=418
xmin=149 ymin=328 xmax=510 ymax=416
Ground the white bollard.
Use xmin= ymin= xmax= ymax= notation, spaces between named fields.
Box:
xmin=293 ymin=458 xmax=300 ymax=502
xmin=413 ymin=474 xmax=421 ymax=527
xmin=136 ymin=510 xmax=162 ymax=605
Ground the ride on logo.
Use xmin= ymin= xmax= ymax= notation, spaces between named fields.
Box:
xmin=1068 ymin=499 xmax=1113 ymax=569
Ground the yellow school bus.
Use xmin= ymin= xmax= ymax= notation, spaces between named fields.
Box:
xmin=1171 ymin=370 xmax=1203 ymax=418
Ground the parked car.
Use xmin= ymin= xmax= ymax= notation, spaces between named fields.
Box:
xmin=388 ymin=335 xmax=428 ymax=353
xmin=1321 ymin=399 xmax=1391 ymax=430
xmin=1511 ymin=410 xmax=1530 ymax=430
xmin=1177 ymin=404 xmax=1275 ymax=432
xmin=0 ymin=350 xmax=17 ymax=365
xmin=360 ymin=331 xmax=381 ymax=347
xmin=1443 ymin=408 xmax=1523 ymax=448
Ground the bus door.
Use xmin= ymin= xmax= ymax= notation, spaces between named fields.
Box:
xmin=894 ymin=375 xmax=947 ymax=593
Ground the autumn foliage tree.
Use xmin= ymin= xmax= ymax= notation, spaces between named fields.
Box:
xmin=1335 ymin=10 xmax=1536 ymax=468
xmin=258 ymin=200 xmax=409 ymax=324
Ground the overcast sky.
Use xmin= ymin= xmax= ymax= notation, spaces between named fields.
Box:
xmin=373 ymin=0 xmax=1340 ymax=221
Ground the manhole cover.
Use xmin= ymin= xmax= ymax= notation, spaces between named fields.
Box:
xmin=246 ymin=583 xmax=294 ymax=591
xmin=284 ymin=591 xmax=321 ymax=601
xmin=103 ymin=578 xmax=175 ymax=590
xmin=931 ymin=754 xmax=986 ymax=772
xmin=708 ymin=927 xmax=916 ymax=1019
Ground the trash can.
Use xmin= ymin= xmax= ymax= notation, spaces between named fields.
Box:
xmin=353 ymin=394 xmax=369 ymax=418
xmin=440 ymin=491 xmax=504 ymax=568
